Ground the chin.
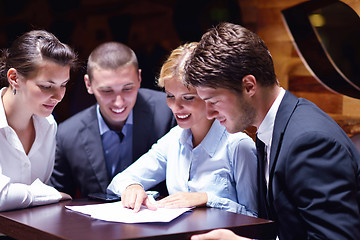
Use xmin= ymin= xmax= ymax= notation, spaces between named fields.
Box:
xmin=177 ymin=123 xmax=191 ymax=129
xmin=37 ymin=112 xmax=52 ymax=118
xmin=225 ymin=126 xmax=238 ymax=134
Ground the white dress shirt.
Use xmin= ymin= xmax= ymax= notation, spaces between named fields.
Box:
xmin=0 ymin=87 xmax=61 ymax=211
xmin=257 ymin=88 xmax=285 ymax=240
xmin=108 ymin=120 xmax=258 ymax=216
xmin=257 ymin=87 xmax=285 ymax=186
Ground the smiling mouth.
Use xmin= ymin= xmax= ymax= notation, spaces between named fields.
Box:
xmin=111 ymin=107 xmax=125 ymax=114
xmin=176 ymin=113 xmax=191 ymax=119
xmin=44 ymin=104 xmax=56 ymax=109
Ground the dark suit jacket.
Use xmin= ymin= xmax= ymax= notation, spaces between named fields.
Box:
xmin=50 ymin=88 xmax=176 ymax=198
xmin=267 ymin=90 xmax=360 ymax=239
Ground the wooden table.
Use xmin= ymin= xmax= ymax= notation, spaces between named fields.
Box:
xmin=0 ymin=199 xmax=276 ymax=240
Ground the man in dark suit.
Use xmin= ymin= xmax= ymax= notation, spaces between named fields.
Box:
xmin=185 ymin=23 xmax=360 ymax=240
xmin=51 ymin=42 xmax=176 ymax=198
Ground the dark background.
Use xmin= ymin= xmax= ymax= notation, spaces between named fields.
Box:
xmin=0 ymin=0 xmax=242 ymax=123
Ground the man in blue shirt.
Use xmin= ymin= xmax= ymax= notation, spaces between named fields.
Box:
xmin=51 ymin=42 xmax=176 ymax=198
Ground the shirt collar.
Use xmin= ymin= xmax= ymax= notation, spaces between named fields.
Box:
xmin=179 ymin=120 xmax=225 ymax=157
xmin=97 ymin=104 xmax=133 ymax=136
xmin=257 ymin=87 xmax=285 ymax=146
xmin=0 ymin=87 xmax=9 ymax=129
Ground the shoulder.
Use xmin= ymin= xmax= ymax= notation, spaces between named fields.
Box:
xmin=138 ymin=88 xmax=166 ymax=97
xmin=59 ymin=105 xmax=96 ymax=126
xmin=227 ymin=131 xmax=253 ymax=142
xmin=167 ymin=125 xmax=183 ymax=136
xmin=137 ymin=88 xmax=166 ymax=104
xmin=278 ymin=92 xmax=343 ymax=140
xmin=57 ymin=105 xmax=97 ymax=132
xmin=134 ymin=88 xmax=173 ymax=118
xmin=287 ymin=101 xmax=342 ymax=138
xmin=208 ymin=121 xmax=255 ymax=153
xmin=150 ymin=125 xmax=183 ymax=147
xmin=226 ymin=131 xmax=256 ymax=151
xmin=281 ymin=113 xmax=354 ymax=161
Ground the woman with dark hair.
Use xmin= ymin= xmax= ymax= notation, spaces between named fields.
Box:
xmin=0 ymin=30 xmax=77 ymax=211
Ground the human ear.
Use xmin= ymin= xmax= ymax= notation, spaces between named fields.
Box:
xmin=242 ymin=75 xmax=257 ymax=97
xmin=138 ymin=69 xmax=142 ymax=85
xmin=84 ymin=74 xmax=94 ymax=94
xmin=7 ymin=68 xmax=19 ymax=89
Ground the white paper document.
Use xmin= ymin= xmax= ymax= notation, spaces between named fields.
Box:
xmin=65 ymin=201 xmax=192 ymax=223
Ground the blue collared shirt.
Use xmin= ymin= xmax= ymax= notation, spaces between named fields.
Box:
xmin=108 ymin=120 xmax=258 ymax=216
xmin=96 ymin=105 xmax=133 ymax=179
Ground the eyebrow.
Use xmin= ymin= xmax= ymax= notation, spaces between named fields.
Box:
xmin=45 ymin=79 xmax=70 ymax=84
xmin=98 ymin=82 xmax=135 ymax=89
xmin=202 ymin=96 xmax=212 ymax=101
xmin=123 ymin=83 xmax=135 ymax=87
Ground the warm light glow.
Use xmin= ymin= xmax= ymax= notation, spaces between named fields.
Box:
xmin=309 ymin=13 xmax=326 ymax=27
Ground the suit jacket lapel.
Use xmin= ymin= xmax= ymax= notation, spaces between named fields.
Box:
xmin=79 ymin=106 xmax=109 ymax=190
xmin=269 ymin=91 xmax=298 ymax=175
xmin=133 ymin=92 xmax=152 ymax=161
xmin=268 ymin=91 xmax=299 ymax=210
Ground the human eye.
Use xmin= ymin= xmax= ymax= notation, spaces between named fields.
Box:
xmin=166 ymin=93 xmax=174 ymax=99
xmin=184 ymin=96 xmax=195 ymax=101
xmin=61 ymin=80 xmax=70 ymax=88
xmin=98 ymin=88 xmax=112 ymax=94
xmin=39 ymin=84 xmax=52 ymax=90
xmin=206 ymin=99 xmax=218 ymax=105
xmin=123 ymin=87 xmax=134 ymax=92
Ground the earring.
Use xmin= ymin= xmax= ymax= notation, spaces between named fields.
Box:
xmin=11 ymin=85 xmax=16 ymax=95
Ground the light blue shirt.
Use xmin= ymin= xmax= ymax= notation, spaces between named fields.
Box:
xmin=97 ymin=105 xmax=133 ymax=179
xmin=108 ymin=120 xmax=258 ymax=216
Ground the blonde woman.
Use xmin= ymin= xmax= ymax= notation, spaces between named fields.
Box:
xmin=108 ymin=42 xmax=258 ymax=217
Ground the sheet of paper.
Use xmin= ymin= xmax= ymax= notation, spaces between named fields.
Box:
xmin=65 ymin=201 xmax=192 ymax=223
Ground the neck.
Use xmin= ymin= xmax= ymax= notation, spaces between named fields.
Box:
xmin=2 ymin=87 xmax=32 ymax=131
xmin=254 ymin=85 xmax=282 ymax=128
xmin=191 ymin=119 xmax=214 ymax=148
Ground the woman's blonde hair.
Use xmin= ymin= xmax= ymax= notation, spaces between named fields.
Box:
xmin=157 ymin=42 xmax=198 ymax=88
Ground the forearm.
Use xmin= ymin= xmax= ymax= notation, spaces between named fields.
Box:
xmin=108 ymin=152 xmax=166 ymax=195
xmin=0 ymin=182 xmax=32 ymax=211
xmin=207 ymin=193 xmax=257 ymax=217
xmin=0 ymin=178 xmax=61 ymax=211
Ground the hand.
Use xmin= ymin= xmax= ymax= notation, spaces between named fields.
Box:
xmin=121 ymin=184 xmax=157 ymax=213
xmin=191 ymin=229 xmax=251 ymax=240
xmin=157 ymin=192 xmax=207 ymax=208
xmin=59 ymin=192 xmax=72 ymax=201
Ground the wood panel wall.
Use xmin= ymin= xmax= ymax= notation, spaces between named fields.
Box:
xmin=238 ymin=0 xmax=360 ymax=136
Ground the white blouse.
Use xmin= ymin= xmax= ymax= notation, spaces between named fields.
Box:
xmin=0 ymin=87 xmax=61 ymax=211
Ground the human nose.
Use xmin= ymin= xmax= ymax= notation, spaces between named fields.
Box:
xmin=114 ymin=94 xmax=124 ymax=106
xmin=168 ymin=98 xmax=183 ymax=113
xmin=205 ymin=102 xmax=218 ymax=119
xmin=51 ymin=87 xmax=66 ymax=103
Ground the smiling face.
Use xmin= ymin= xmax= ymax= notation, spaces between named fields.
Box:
xmin=165 ymin=77 xmax=209 ymax=131
xmin=85 ymin=64 xmax=141 ymax=130
xmin=196 ymin=86 xmax=256 ymax=133
xmin=16 ymin=60 xmax=70 ymax=117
